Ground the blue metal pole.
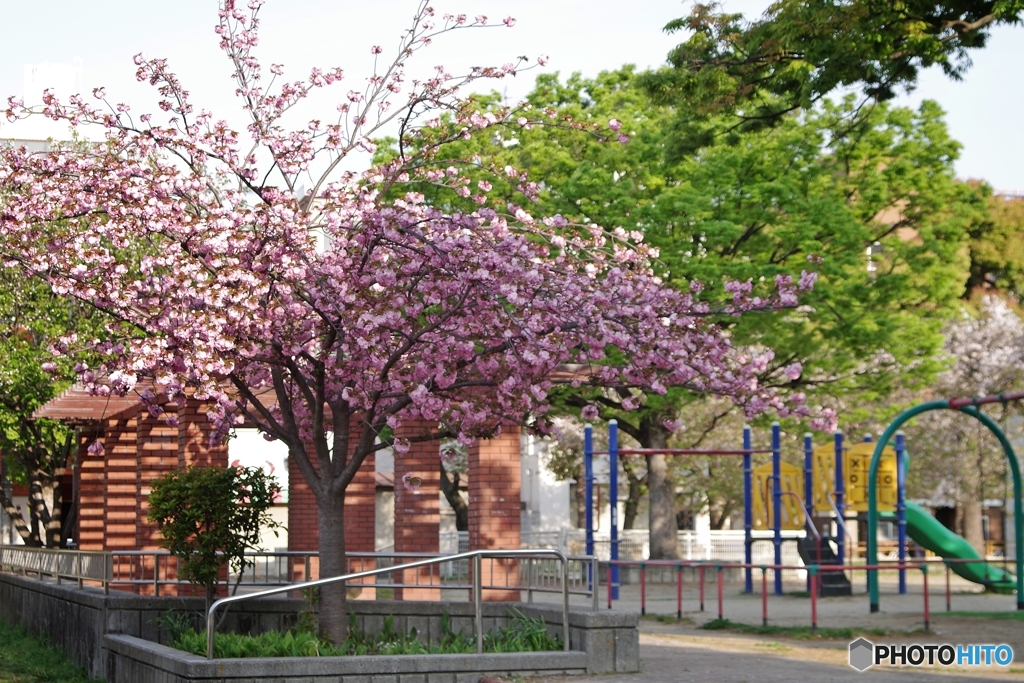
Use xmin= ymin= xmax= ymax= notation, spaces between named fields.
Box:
xmin=896 ymin=431 xmax=907 ymax=595
xmin=743 ymin=425 xmax=753 ymax=594
xmin=834 ymin=430 xmax=845 ymax=567
xmin=584 ymin=424 xmax=594 ymax=559
xmin=861 ymin=433 xmax=872 ymax=590
xmin=804 ymin=433 xmax=814 ymax=593
xmin=772 ymin=422 xmax=782 ymax=595
xmin=609 ymin=420 xmax=620 ymax=601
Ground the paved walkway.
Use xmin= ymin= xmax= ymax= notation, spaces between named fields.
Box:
xmin=527 ymin=577 xmax=1024 ymax=682
xmin=529 ymin=629 xmax=1024 ymax=683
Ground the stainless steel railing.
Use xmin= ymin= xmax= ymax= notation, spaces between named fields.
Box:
xmin=206 ymin=548 xmax=575 ymax=660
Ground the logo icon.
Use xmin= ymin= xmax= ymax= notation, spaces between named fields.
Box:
xmin=849 ymin=637 xmax=874 ymax=671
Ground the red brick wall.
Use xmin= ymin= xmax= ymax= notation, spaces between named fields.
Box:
xmin=394 ymin=421 xmax=441 ymax=600
xmin=76 ymin=429 xmax=104 ymax=551
xmin=469 ymin=427 xmax=522 ymax=601
xmin=178 ymin=400 xmax=228 ymax=467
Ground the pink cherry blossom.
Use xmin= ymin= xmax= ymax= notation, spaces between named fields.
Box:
xmin=0 ymin=0 xmax=816 ymax=640
xmin=402 ymin=472 xmax=422 ymax=492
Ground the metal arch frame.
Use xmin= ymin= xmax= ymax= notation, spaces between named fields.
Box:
xmin=866 ymin=398 xmax=1024 ymax=612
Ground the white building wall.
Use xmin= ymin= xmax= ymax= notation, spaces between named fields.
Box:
xmin=229 ymin=428 xmax=290 ymax=550
xmin=520 ymin=433 xmax=571 ymax=535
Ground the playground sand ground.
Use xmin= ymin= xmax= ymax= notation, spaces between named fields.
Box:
xmin=529 ymin=577 xmax=1024 ymax=682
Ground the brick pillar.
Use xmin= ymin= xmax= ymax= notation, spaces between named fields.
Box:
xmin=178 ymin=399 xmax=229 ymax=467
xmin=135 ymin=406 xmax=180 ymax=595
xmin=394 ymin=421 xmax=441 ymax=600
xmin=342 ymin=420 xmax=376 ymax=599
xmin=76 ymin=429 xmax=104 ymax=551
xmin=136 ymin=406 xmax=180 ymax=550
xmin=287 ymin=443 xmax=320 ymax=581
xmin=103 ymin=410 xmax=139 ymax=552
xmin=468 ymin=426 xmax=522 ymax=601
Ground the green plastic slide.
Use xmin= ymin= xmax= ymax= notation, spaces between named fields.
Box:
xmin=901 ymin=501 xmax=1016 ymax=591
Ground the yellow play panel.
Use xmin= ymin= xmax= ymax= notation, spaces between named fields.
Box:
xmin=812 ymin=442 xmax=897 ymax=513
xmin=752 ymin=461 xmax=806 ymax=530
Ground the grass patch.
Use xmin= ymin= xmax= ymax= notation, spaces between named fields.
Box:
xmin=699 ymin=618 xmax=903 ymax=641
xmin=640 ymin=614 xmax=695 ymax=625
xmin=786 ymin=591 xmax=810 ymax=598
xmin=168 ymin=609 xmax=561 ymax=658
xmin=938 ymin=611 xmax=1024 ymax=621
xmin=0 ymin=620 xmax=99 ymax=682
xmin=753 ymin=640 xmax=792 ymax=652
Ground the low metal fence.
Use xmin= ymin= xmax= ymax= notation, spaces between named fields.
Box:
xmin=0 ymin=546 xmax=112 ymax=590
xmin=0 ymin=545 xmax=599 ymax=609
xmin=604 ymin=556 xmax=1022 ymax=633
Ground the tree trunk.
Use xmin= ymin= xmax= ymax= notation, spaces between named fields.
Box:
xmin=317 ymin=491 xmax=348 ymax=644
xmin=621 ymin=458 xmax=646 ymax=530
xmin=0 ymin=486 xmax=39 ymax=546
xmin=961 ymin=496 xmax=985 ymax=556
xmin=572 ymin=461 xmax=587 ymax=529
xmin=645 ymin=421 xmax=681 ymax=559
xmin=44 ymin=472 xmax=63 ymax=548
xmin=709 ymin=499 xmax=734 ymax=530
xmin=957 ymin=447 xmax=985 ymax=556
xmin=439 ymin=463 xmax=468 ymax=532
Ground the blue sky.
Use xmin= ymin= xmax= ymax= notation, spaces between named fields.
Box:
xmin=2 ymin=1 xmax=1022 ymax=189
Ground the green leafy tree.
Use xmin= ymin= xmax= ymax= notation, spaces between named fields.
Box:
xmin=967 ymin=188 xmax=1024 ymax=298
xmin=641 ymin=0 xmax=1024 ymax=152
xmin=148 ymin=464 xmax=281 ymax=612
xmin=383 ymin=69 xmax=980 ymax=556
xmin=0 ymin=270 xmax=105 ymax=547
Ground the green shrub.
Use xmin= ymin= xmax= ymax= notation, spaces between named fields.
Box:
xmin=171 ymin=609 xmax=561 ymax=658
xmin=148 ymin=464 xmax=281 ymax=613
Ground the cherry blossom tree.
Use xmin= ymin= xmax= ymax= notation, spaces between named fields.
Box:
xmin=903 ymin=295 xmax=1024 ymax=553
xmin=0 ymin=1 xmax=818 ymax=639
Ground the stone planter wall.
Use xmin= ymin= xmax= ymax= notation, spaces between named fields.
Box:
xmin=106 ymin=634 xmax=589 ymax=683
xmin=0 ymin=572 xmax=637 ymax=682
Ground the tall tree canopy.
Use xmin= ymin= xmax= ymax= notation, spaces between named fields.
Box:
xmin=967 ymin=189 xmax=1024 ymax=298
xmin=641 ymin=0 xmax=1024 ymax=151
xmin=396 ymin=68 xmax=982 ymax=554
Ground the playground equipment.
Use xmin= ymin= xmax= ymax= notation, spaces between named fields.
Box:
xmin=866 ymin=393 xmax=1024 ymax=612
xmin=584 ymin=421 xmax=826 ymax=597
xmin=586 ymin=408 xmax=1020 ymax=604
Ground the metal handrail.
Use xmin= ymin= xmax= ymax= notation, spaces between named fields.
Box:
xmin=826 ymin=491 xmax=853 ymax=542
xmin=775 ymin=489 xmax=822 ymax=568
xmin=205 ymin=548 xmax=573 ymax=660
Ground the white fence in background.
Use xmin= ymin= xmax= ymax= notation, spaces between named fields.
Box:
xmin=440 ymin=529 xmax=806 ymax=566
